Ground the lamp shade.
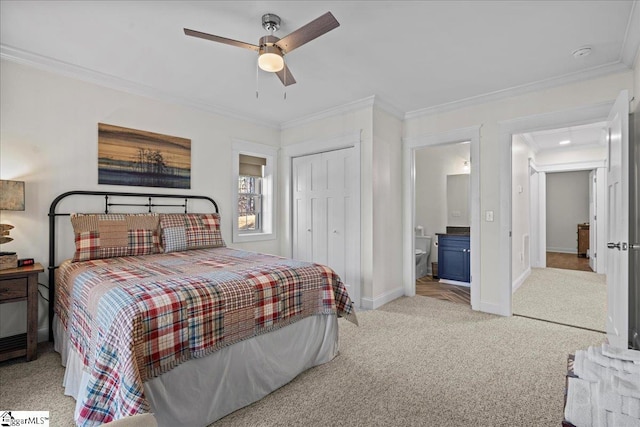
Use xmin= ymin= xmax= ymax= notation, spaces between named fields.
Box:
xmin=0 ymin=180 xmax=25 ymax=211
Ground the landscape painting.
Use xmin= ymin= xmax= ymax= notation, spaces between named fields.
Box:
xmin=98 ymin=123 xmax=191 ymax=189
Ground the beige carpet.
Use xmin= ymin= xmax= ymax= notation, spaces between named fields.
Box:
xmin=0 ymin=296 xmax=604 ymax=426
xmin=513 ymin=267 xmax=606 ymax=332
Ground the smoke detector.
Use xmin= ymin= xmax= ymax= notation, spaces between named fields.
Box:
xmin=572 ymin=46 xmax=592 ymax=58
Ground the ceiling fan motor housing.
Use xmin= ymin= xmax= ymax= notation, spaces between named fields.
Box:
xmin=259 ymin=35 xmax=284 ymax=55
xmin=262 ymin=13 xmax=281 ymax=32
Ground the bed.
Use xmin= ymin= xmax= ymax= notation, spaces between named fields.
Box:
xmin=48 ymin=191 xmax=357 ymax=427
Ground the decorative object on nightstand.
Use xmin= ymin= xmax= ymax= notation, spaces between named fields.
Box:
xmin=0 ymin=179 xmax=25 ymax=270
xmin=0 ymin=262 xmax=43 ymax=362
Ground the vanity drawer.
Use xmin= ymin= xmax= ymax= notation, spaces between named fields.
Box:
xmin=0 ymin=278 xmax=28 ymax=302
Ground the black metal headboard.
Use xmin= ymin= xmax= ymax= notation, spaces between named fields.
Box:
xmin=47 ymin=190 xmax=219 ymax=341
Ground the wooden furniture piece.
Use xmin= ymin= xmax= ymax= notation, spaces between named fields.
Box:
xmin=0 ymin=262 xmax=44 ymax=362
xmin=437 ymin=234 xmax=471 ymax=283
xmin=577 ymin=223 xmax=590 ymax=257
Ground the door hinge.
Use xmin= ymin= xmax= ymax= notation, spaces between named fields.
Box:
xmin=594 ymin=215 xmax=597 ymax=221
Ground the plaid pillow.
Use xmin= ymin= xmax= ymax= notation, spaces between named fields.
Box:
xmin=71 ymin=213 xmax=161 ymax=262
xmin=159 ymin=213 xmax=225 ymax=253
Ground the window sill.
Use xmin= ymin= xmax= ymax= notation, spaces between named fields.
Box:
xmin=232 ymin=232 xmax=276 ymax=243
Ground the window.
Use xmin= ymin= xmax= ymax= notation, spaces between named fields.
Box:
xmin=232 ymin=141 xmax=276 ymax=243
xmin=238 ymin=155 xmax=265 ymax=232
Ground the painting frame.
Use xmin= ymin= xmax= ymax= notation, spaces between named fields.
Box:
xmin=98 ymin=123 xmax=191 ymax=189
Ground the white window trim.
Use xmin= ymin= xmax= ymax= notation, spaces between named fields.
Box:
xmin=232 ymin=139 xmax=277 ymax=243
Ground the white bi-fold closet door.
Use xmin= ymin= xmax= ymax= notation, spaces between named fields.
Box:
xmin=292 ymin=147 xmax=360 ymax=305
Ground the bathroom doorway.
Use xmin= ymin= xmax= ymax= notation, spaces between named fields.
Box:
xmin=414 ymin=142 xmax=471 ymax=306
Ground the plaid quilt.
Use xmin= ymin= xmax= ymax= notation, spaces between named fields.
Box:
xmin=55 ymin=247 xmax=357 ymax=426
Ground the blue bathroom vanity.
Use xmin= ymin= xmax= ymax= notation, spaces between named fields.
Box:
xmin=436 ymin=233 xmax=470 ymax=283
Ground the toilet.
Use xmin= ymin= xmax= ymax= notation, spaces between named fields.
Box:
xmin=415 ymin=235 xmax=432 ymax=278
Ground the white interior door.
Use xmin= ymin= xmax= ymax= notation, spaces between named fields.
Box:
xmin=292 ymin=147 xmax=360 ymax=306
xmin=606 ymin=90 xmax=630 ymax=349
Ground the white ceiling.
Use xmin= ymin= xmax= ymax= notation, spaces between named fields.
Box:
xmin=1 ymin=1 xmax=638 ymax=128
xmin=521 ymin=121 xmax=608 ymax=153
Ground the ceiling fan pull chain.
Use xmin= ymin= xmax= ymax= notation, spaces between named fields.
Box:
xmin=256 ymin=58 xmax=259 ymax=99
xmin=283 ymin=57 xmax=287 ymax=100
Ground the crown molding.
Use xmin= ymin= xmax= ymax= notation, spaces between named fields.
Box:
xmin=0 ymin=44 xmax=280 ymax=130
xmin=404 ymin=61 xmax=629 ymax=121
xmin=372 ymin=96 xmax=405 ymax=121
xmin=621 ymin=0 xmax=640 ymax=67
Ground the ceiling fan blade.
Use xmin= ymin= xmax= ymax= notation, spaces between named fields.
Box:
xmin=276 ymin=64 xmax=296 ymax=86
xmin=275 ymin=12 xmax=339 ymax=54
xmin=184 ymin=28 xmax=259 ymax=51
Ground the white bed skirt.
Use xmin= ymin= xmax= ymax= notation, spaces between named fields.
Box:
xmin=54 ymin=314 xmax=338 ymax=426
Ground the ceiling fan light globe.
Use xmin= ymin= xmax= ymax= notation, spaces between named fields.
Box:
xmin=258 ymin=52 xmax=284 ymax=72
xmin=258 ymin=44 xmax=284 ymax=72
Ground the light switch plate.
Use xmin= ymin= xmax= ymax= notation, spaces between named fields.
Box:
xmin=485 ymin=210 xmax=494 ymax=222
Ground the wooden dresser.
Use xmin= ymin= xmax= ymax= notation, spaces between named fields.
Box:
xmin=577 ymin=223 xmax=589 ymax=258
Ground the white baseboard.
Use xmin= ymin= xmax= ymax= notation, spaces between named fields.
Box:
xmin=512 ymin=267 xmax=531 ymax=293
xmin=361 ymin=286 xmax=405 ymax=310
xmin=439 ymin=279 xmax=470 ymax=287
xmin=547 ymin=247 xmax=577 ymax=254
xmin=480 ymin=301 xmax=510 ymax=316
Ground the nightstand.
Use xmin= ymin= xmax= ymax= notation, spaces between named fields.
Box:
xmin=0 ymin=262 xmax=44 ymax=362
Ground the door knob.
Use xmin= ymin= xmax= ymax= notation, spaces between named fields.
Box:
xmin=630 ymin=243 xmax=640 ymax=250
xmin=607 ymin=242 xmax=621 ymax=250
xmin=307 ymin=228 xmax=312 ymax=232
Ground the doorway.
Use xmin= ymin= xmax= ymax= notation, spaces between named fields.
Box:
xmin=414 ymin=143 xmax=471 ymax=305
xmin=511 ymin=123 xmax=608 ymax=331
xmin=402 ymin=125 xmax=481 ymax=311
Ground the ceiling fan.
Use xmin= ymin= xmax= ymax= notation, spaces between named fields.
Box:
xmin=184 ymin=11 xmax=339 ymax=86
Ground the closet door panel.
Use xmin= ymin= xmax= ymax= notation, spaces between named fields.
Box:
xmin=292 ymin=155 xmax=314 ymax=262
xmin=291 ymin=146 xmax=360 ymax=307
xmin=311 ymin=196 xmax=328 ymax=266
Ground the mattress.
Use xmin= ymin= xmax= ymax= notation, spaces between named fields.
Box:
xmin=54 ymin=247 xmax=357 ymax=426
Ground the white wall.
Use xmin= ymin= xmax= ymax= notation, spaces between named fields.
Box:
xmin=415 ymin=143 xmax=470 ymax=264
xmin=0 ymin=60 xmax=280 ymax=340
xmin=371 ymin=106 xmax=404 ymax=305
xmin=511 ymin=135 xmax=532 ymax=285
xmin=546 ymin=171 xmax=590 ymax=253
xmin=404 ymin=70 xmax=634 ymax=315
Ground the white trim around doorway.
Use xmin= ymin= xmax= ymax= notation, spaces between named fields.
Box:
xmin=280 ymin=130 xmax=363 ymax=308
xmin=402 ymin=125 xmax=481 ymax=311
